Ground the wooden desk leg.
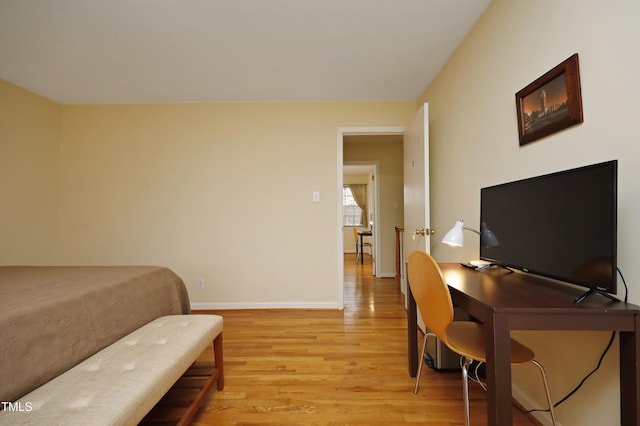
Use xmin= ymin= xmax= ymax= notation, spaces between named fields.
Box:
xmin=486 ymin=313 xmax=513 ymax=425
xmin=619 ymin=313 xmax=640 ymax=425
xmin=407 ymin=281 xmax=418 ymax=377
xmin=360 ymin=234 xmax=364 ymax=265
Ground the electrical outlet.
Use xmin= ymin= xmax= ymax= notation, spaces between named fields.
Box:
xmin=196 ymin=279 xmax=204 ymax=290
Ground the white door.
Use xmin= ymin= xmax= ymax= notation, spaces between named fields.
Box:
xmin=403 ymin=103 xmax=430 ymax=330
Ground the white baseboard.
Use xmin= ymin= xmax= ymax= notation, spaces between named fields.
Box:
xmin=191 ymin=301 xmax=340 ymax=311
xmin=377 ymin=272 xmax=396 ymax=278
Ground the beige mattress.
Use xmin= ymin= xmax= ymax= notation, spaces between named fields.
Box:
xmin=0 ymin=266 xmax=190 ymax=403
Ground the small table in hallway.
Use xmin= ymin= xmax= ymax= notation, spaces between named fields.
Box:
xmin=357 ymin=230 xmax=372 ymax=264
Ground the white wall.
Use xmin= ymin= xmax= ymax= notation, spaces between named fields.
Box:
xmin=419 ymin=0 xmax=640 ymax=424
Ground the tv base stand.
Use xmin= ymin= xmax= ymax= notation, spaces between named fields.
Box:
xmin=574 ymin=288 xmax=621 ymax=304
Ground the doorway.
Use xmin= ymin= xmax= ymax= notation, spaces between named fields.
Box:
xmin=337 ymin=127 xmax=405 ymax=310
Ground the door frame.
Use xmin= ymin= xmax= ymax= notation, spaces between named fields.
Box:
xmin=336 ymin=126 xmax=405 ymax=310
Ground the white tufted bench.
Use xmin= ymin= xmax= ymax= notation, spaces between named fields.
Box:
xmin=0 ymin=314 xmax=223 ymax=426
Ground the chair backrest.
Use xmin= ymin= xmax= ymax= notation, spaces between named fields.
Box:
xmin=407 ymin=250 xmax=455 ymax=342
xmin=353 ymin=227 xmax=359 ymax=245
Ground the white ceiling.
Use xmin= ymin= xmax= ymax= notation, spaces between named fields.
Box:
xmin=0 ymin=0 xmax=491 ymax=104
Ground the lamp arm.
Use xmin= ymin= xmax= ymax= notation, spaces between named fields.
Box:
xmin=463 ymin=226 xmax=481 ymax=235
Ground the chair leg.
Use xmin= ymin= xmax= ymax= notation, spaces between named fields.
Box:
xmin=531 ymin=359 xmax=557 ymax=426
xmin=461 ymin=356 xmax=473 ymax=426
xmin=413 ymin=332 xmax=434 ymax=394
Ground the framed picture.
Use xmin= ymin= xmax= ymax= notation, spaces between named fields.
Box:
xmin=515 ymin=53 xmax=583 ymax=146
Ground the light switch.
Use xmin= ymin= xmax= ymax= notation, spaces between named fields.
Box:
xmin=312 ymin=191 xmax=320 ymax=202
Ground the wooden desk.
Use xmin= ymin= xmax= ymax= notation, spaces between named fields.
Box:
xmin=407 ymin=263 xmax=640 ymax=425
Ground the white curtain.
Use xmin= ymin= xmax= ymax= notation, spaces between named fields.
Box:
xmin=349 ymin=184 xmax=368 ymax=227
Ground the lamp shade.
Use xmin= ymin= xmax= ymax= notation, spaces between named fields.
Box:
xmin=441 ymin=220 xmax=465 ymax=247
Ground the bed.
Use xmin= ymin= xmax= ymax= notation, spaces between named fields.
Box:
xmin=0 ymin=265 xmax=191 ymax=403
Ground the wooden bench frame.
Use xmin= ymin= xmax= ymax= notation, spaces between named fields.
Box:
xmin=141 ymin=333 xmax=224 ymax=425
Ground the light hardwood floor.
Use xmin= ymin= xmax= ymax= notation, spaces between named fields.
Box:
xmin=191 ymin=254 xmax=538 ymax=425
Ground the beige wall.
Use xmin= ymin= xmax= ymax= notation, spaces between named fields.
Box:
xmin=344 ymin=136 xmax=404 ymax=277
xmin=419 ymin=0 xmax=640 ymax=424
xmin=56 ymin=102 xmax=415 ymax=308
xmin=0 ymin=79 xmax=61 ymax=264
xmin=0 ymin=82 xmax=414 ymax=306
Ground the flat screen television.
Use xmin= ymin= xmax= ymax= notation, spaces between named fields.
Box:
xmin=479 ymin=160 xmax=617 ymax=303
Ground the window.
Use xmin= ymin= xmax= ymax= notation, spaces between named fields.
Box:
xmin=343 ymin=185 xmax=363 ymax=226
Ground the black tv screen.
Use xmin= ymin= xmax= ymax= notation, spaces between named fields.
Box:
xmin=480 ymin=160 xmax=617 ymax=300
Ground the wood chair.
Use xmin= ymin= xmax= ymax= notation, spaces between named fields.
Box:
xmin=353 ymin=227 xmax=372 ymax=263
xmin=407 ymin=250 xmax=557 ymax=426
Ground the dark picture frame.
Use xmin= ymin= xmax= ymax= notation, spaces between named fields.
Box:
xmin=515 ymin=53 xmax=583 ymax=146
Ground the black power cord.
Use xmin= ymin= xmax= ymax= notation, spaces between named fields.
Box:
xmin=524 ymin=267 xmax=629 ymax=415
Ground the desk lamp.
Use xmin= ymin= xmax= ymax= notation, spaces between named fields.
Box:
xmin=442 ymin=220 xmax=498 ymax=248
